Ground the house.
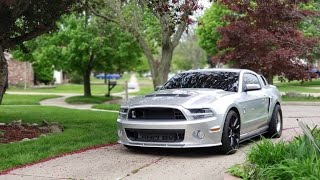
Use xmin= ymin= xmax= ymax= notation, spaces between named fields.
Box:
xmin=4 ymin=52 xmax=34 ymax=87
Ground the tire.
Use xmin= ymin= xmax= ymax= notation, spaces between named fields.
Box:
xmin=219 ymin=110 xmax=240 ymax=155
xmin=265 ymin=104 xmax=283 ymax=138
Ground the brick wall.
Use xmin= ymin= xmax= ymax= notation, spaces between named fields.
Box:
xmin=5 ymin=52 xmax=34 ymax=86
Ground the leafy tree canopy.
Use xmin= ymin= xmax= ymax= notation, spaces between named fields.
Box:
xmin=197 ymin=2 xmax=230 ymax=56
xmin=216 ymin=0 xmax=319 ymax=83
xmin=91 ymin=0 xmax=203 ymax=87
xmin=0 ymin=0 xmax=79 ymax=104
xmin=172 ymin=33 xmax=207 ymax=72
xmin=13 ymin=13 xmax=141 ymax=96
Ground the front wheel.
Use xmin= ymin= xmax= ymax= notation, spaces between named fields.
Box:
xmin=265 ymin=104 xmax=282 ymax=138
xmin=219 ymin=110 xmax=240 ymax=155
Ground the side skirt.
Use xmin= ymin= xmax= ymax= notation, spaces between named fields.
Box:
xmin=239 ymin=126 xmax=269 ymax=143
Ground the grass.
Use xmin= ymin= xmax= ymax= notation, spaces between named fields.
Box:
xmin=92 ymin=104 xmax=121 ymax=111
xmin=2 ymin=94 xmax=59 ymax=105
xmin=130 ymin=86 xmax=154 ymax=96
xmin=229 ymin=128 xmax=320 ymax=179
xmin=275 ymin=78 xmax=320 ymax=93
xmin=0 ymin=106 xmax=118 ymax=172
xmin=65 ymin=96 xmax=121 ymax=104
xmin=7 ymin=83 xmax=124 ymax=95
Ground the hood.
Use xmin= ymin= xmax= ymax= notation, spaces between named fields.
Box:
xmin=125 ymin=89 xmax=235 ymax=108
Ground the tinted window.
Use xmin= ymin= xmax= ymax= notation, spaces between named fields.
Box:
xmin=243 ymin=73 xmax=260 ymax=85
xmin=162 ymin=71 xmax=239 ymax=92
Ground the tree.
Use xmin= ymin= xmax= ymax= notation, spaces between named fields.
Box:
xmin=300 ymin=1 xmax=320 ymax=60
xmin=16 ymin=14 xmax=141 ymax=97
xmin=216 ymin=0 xmax=319 ymax=84
xmin=0 ymin=0 xmax=78 ymax=104
xmin=197 ymin=2 xmax=230 ymax=56
xmin=91 ymin=0 xmax=202 ymax=88
xmin=12 ymin=35 xmax=58 ymax=85
xmin=172 ymin=33 xmax=207 ymax=72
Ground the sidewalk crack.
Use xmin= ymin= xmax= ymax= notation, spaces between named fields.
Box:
xmin=119 ymin=156 xmax=166 ymax=180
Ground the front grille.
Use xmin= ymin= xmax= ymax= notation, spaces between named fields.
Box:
xmin=128 ymin=108 xmax=186 ymax=120
xmin=125 ymin=129 xmax=185 ymax=142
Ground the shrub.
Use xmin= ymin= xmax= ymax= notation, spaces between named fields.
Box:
xmin=229 ymin=127 xmax=320 ymax=179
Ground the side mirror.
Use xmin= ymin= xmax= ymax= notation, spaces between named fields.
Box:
xmin=244 ymin=84 xmax=261 ymax=92
xmin=155 ymin=85 xmax=163 ymax=91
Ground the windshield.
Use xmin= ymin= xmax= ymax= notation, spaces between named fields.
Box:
xmin=162 ymin=71 xmax=239 ymax=92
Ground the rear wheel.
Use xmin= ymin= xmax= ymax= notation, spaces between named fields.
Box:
xmin=265 ymin=104 xmax=282 ymax=138
xmin=219 ymin=110 xmax=240 ymax=154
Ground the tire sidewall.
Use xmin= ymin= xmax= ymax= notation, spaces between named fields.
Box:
xmin=220 ymin=110 xmax=240 ymax=154
xmin=268 ymin=104 xmax=283 ymax=138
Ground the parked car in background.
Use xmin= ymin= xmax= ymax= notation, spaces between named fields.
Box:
xmin=309 ymin=67 xmax=320 ymax=78
xmin=117 ymin=69 xmax=283 ymax=154
xmin=96 ymin=73 xmax=121 ymax=80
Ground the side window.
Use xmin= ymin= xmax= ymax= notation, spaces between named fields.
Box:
xmin=243 ymin=73 xmax=260 ymax=90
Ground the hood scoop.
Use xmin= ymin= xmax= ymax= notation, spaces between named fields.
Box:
xmin=145 ymin=94 xmax=190 ymax=98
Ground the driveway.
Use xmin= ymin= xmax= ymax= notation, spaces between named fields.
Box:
xmin=1 ymin=104 xmax=320 ymax=180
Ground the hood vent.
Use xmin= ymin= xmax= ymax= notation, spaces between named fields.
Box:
xmin=145 ymin=94 xmax=190 ymax=98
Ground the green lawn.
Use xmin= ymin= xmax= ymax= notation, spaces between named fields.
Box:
xmin=130 ymin=86 xmax=154 ymax=96
xmin=0 ymin=106 xmax=118 ymax=172
xmin=275 ymin=78 xmax=320 ymax=93
xmin=92 ymin=104 xmax=121 ymax=111
xmin=65 ymin=96 xmax=121 ymax=104
xmin=2 ymin=94 xmax=59 ymax=105
xmin=7 ymin=83 xmax=124 ymax=95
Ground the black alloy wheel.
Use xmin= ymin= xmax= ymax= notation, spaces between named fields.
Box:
xmin=220 ymin=110 xmax=240 ymax=154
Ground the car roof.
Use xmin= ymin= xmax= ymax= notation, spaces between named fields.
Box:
xmin=182 ymin=68 xmax=250 ymax=74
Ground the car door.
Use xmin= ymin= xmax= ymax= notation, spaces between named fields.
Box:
xmin=239 ymin=73 xmax=269 ymax=133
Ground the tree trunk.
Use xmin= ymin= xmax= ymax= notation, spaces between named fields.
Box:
xmin=83 ymin=69 xmax=92 ymax=97
xmin=151 ymin=42 xmax=173 ymax=89
xmin=0 ymin=46 xmax=8 ymax=104
xmin=266 ymin=71 xmax=274 ymax=85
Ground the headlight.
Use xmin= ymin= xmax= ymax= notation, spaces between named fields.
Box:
xmin=118 ymin=108 xmax=128 ymax=120
xmin=188 ymin=108 xmax=214 ymax=119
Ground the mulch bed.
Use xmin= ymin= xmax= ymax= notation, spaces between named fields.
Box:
xmin=0 ymin=124 xmax=49 ymax=144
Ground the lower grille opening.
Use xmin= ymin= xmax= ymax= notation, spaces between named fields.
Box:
xmin=125 ymin=129 xmax=185 ymax=142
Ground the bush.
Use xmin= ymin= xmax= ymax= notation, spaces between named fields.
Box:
xmin=69 ymin=72 xmax=83 ymax=84
xmin=229 ymin=128 xmax=320 ymax=179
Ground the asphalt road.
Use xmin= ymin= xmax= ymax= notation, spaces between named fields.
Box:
xmin=1 ymin=104 xmax=320 ymax=180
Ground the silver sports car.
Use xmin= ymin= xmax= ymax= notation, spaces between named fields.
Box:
xmin=117 ymin=69 xmax=283 ymax=154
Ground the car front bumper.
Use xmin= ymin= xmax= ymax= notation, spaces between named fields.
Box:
xmin=117 ymin=115 xmax=224 ymax=148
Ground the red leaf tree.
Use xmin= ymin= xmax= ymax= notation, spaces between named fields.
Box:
xmin=215 ymin=0 xmax=319 ymax=84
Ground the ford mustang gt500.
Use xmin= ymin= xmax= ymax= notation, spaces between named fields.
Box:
xmin=117 ymin=69 xmax=283 ymax=154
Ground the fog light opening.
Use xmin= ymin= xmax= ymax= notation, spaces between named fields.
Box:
xmin=197 ymin=131 xmax=205 ymax=139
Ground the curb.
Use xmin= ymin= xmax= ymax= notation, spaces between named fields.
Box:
xmin=0 ymin=143 xmax=117 ymax=176
xmin=282 ymin=101 xmax=320 ymax=106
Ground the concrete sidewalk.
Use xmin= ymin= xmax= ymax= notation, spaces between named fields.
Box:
xmin=7 ymin=74 xmax=141 ymax=111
